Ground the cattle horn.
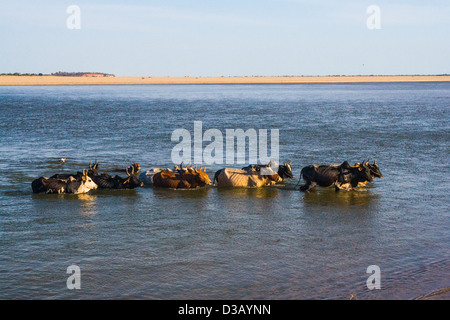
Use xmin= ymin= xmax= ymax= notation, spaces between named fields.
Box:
xmin=374 ymin=159 xmax=377 ymax=165
xmin=289 ymin=160 xmax=292 ymax=165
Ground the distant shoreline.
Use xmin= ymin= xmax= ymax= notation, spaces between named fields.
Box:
xmin=1 ymin=75 xmax=449 ymax=85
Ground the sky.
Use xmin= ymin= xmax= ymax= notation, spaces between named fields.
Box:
xmin=0 ymin=0 xmax=449 ymax=76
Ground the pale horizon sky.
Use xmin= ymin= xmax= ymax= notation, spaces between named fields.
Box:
xmin=0 ymin=0 xmax=449 ymax=77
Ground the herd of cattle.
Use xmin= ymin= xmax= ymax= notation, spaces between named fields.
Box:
xmin=31 ymin=159 xmax=382 ymax=194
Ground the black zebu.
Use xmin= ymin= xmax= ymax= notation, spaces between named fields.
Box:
xmin=299 ymin=161 xmax=373 ymax=191
xmin=89 ymin=165 xmax=143 ymax=189
xmin=51 ymin=162 xmax=143 ymax=190
xmin=366 ymin=160 xmax=383 ymax=179
xmin=112 ymin=163 xmax=140 ymax=174
xmin=353 ymin=160 xmax=383 ymax=186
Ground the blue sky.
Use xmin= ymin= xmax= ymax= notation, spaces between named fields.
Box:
xmin=0 ymin=0 xmax=449 ymax=76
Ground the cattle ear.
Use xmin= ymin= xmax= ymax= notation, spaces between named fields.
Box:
xmin=82 ymin=175 xmax=86 ymax=181
xmin=123 ymin=179 xmax=129 ymax=184
xmin=358 ymin=166 xmax=363 ymax=171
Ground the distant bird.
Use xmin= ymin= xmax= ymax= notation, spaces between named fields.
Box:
xmin=59 ymin=158 xmax=66 ymax=164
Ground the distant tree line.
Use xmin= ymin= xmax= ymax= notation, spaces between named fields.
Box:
xmin=0 ymin=73 xmax=44 ymax=76
xmin=0 ymin=72 xmax=115 ymax=77
xmin=51 ymin=71 xmax=115 ymax=77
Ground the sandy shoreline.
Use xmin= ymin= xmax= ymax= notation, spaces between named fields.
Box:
xmin=0 ymin=75 xmax=449 ymax=86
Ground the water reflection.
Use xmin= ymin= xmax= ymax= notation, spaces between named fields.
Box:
xmin=302 ymin=188 xmax=379 ymax=208
xmin=91 ymin=189 xmax=139 ymax=197
xmin=215 ymin=186 xmax=281 ymax=199
xmin=31 ymin=192 xmax=99 ymax=216
xmin=152 ymin=186 xmax=211 ymax=199
xmin=75 ymin=193 xmax=98 ymax=216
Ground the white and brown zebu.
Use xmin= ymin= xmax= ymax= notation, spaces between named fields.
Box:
xmin=32 ymin=170 xmax=98 ymax=194
xmin=214 ymin=168 xmax=281 ymax=187
xmin=215 ymin=161 xmax=293 ymax=188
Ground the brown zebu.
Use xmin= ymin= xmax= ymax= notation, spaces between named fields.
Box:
xmin=152 ymin=165 xmax=212 ymax=189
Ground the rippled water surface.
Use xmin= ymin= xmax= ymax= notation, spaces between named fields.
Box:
xmin=0 ymin=83 xmax=448 ymax=299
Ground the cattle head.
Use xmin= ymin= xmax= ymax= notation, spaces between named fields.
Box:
xmin=124 ymin=166 xmax=144 ymax=188
xmin=184 ymin=166 xmax=212 ymax=186
xmin=89 ymin=160 xmax=99 ymax=171
xmin=357 ymin=161 xmax=373 ymax=182
xmin=81 ymin=170 xmax=98 ymax=190
xmin=367 ymin=160 xmax=383 ymax=178
xmin=194 ymin=167 xmax=212 ymax=186
xmin=130 ymin=163 xmax=140 ymax=173
xmin=278 ymin=160 xmax=294 ymax=179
